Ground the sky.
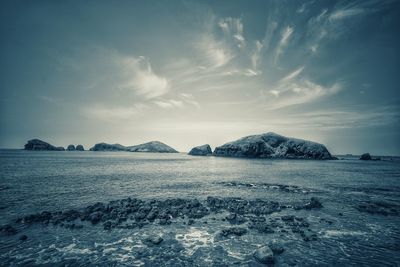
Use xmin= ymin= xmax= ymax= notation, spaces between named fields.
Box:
xmin=0 ymin=0 xmax=399 ymax=155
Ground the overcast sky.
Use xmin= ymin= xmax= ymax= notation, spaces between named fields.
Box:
xmin=1 ymin=0 xmax=399 ymax=155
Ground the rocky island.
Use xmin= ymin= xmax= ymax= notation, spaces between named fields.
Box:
xmin=213 ymin=132 xmax=335 ymax=160
xmin=188 ymin=144 xmax=212 ymax=156
xmin=127 ymin=141 xmax=178 ymax=153
xmin=90 ymin=141 xmax=178 ymax=153
xmin=24 ymin=139 xmax=65 ymax=151
xmin=89 ymin=143 xmax=127 ymax=151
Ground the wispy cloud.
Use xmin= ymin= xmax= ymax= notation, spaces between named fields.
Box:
xmin=219 ymin=17 xmax=245 ymax=48
xmin=274 ymin=26 xmax=294 ymax=64
xmin=82 ymin=104 xmax=148 ymax=120
xmin=118 ymin=56 xmax=170 ymax=99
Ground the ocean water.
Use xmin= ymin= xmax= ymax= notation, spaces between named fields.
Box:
xmin=0 ymin=150 xmax=399 ymax=266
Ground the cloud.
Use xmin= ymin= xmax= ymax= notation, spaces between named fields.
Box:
xmin=119 ymin=56 xmax=170 ymax=99
xmin=153 ymin=93 xmax=200 ymax=109
xmin=263 ymin=66 xmax=342 ymax=109
xmin=274 ymin=26 xmax=294 ymax=64
xmin=330 ymin=8 xmax=364 ymax=20
xmin=196 ymin=34 xmax=234 ymax=68
xmin=82 ymin=104 xmax=147 ymax=120
xmin=154 ymin=99 xmax=184 ymax=109
xmin=219 ymin=17 xmax=245 ymax=48
xmin=251 ymin=40 xmax=263 ymax=69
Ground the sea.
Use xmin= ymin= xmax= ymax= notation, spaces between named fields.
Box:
xmin=0 ymin=149 xmax=399 ymax=266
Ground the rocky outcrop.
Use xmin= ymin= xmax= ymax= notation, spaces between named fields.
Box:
xmin=24 ymin=139 xmax=64 ymax=151
xmin=67 ymin=145 xmax=76 ymax=151
xmin=360 ymin=153 xmax=380 ymax=161
xmin=188 ymin=144 xmax=212 ymax=156
xmin=89 ymin=143 xmax=128 ymax=151
xmin=76 ymin=145 xmax=84 ymax=151
xmin=127 ymin=141 xmax=178 ymax=153
xmin=213 ymin=132 xmax=334 ymax=160
xmin=360 ymin=153 xmax=372 ymax=160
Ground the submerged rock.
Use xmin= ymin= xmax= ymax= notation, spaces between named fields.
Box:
xmin=67 ymin=145 xmax=76 ymax=151
xmin=143 ymin=235 xmax=163 ymax=246
xmin=253 ymin=245 xmax=274 ymax=264
xmin=213 ymin=132 xmax=334 ymax=159
xmin=0 ymin=224 xmax=17 ymax=235
xmin=24 ymin=139 xmax=64 ymax=151
xmin=127 ymin=141 xmax=178 ymax=153
xmin=188 ymin=144 xmax=212 ymax=156
xmin=76 ymin=145 xmax=84 ymax=151
xmin=19 ymin=234 xmax=28 ymax=241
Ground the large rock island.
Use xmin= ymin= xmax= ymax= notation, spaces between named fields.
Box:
xmin=213 ymin=132 xmax=334 ymax=160
xmin=24 ymin=139 xmax=65 ymax=151
xmin=89 ymin=143 xmax=127 ymax=151
xmin=90 ymin=141 xmax=178 ymax=153
xmin=127 ymin=141 xmax=178 ymax=153
xmin=188 ymin=144 xmax=212 ymax=156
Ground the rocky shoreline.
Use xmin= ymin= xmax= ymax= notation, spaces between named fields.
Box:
xmin=1 ymin=196 xmax=325 ymax=265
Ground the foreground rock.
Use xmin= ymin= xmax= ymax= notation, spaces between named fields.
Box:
xmin=213 ymin=132 xmax=335 ymax=160
xmin=188 ymin=144 xmax=212 ymax=156
xmin=253 ymin=245 xmax=274 ymax=264
xmin=24 ymin=139 xmax=64 ymax=151
xmin=67 ymin=145 xmax=76 ymax=151
xmin=127 ymin=141 xmax=178 ymax=153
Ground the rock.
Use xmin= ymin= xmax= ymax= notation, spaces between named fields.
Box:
xmin=281 ymin=215 xmax=295 ymax=221
xmin=88 ymin=211 xmax=103 ymax=224
xmin=103 ymin=221 xmax=112 ymax=230
xmin=253 ymin=245 xmax=274 ymax=264
xmin=216 ymin=227 xmax=247 ymax=240
xmin=0 ymin=224 xmax=17 ymax=235
xmin=24 ymin=139 xmax=64 ymax=151
xmin=67 ymin=145 xmax=76 ymax=151
xmin=301 ymin=230 xmax=317 ymax=241
xmin=268 ymin=241 xmax=284 ymax=255
xmin=89 ymin=143 xmax=128 ymax=151
xmin=296 ymin=197 xmax=323 ymax=210
xmin=76 ymin=145 xmax=84 ymax=151
xmin=143 ymin=235 xmax=163 ymax=246
xmin=188 ymin=144 xmax=212 ymax=156
xmin=360 ymin=153 xmax=372 ymax=160
xmin=213 ymin=132 xmax=334 ymax=160
xmin=360 ymin=153 xmax=381 ymax=161
xmin=307 ymin=197 xmax=323 ymax=209
xmin=19 ymin=234 xmax=28 ymax=241
xmin=127 ymin=141 xmax=178 ymax=153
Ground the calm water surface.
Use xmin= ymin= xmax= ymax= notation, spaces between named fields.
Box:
xmin=0 ymin=150 xmax=399 ymax=266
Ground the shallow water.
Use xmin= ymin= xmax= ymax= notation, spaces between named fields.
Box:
xmin=1 ymin=150 xmax=400 ymax=266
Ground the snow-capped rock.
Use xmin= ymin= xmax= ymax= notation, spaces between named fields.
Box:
xmin=127 ymin=141 xmax=178 ymax=153
xmin=213 ymin=132 xmax=334 ymax=160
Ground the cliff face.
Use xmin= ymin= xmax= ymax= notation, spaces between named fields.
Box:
xmin=213 ymin=132 xmax=334 ymax=160
xmin=24 ymin=139 xmax=65 ymax=151
xmin=188 ymin=144 xmax=212 ymax=156
xmin=127 ymin=141 xmax=178 ymax=153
